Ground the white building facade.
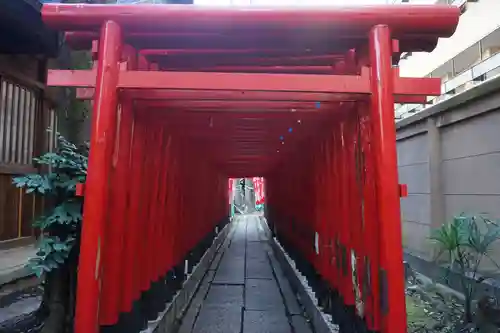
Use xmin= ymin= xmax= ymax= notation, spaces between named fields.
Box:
xmin=394 ymin=0 xmax=500 ymax=119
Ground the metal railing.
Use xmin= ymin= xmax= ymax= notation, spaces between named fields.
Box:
xmin=395 ymin=51 xmax=500 ymax=119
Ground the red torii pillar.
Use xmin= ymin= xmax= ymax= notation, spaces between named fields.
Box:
xmin=99 ymin=45 xmax=137 ymax=329
xmin=74 ymin=20 xmax=122 ymax=333
xmin=369 ymin=25 xmax=407 ymax=333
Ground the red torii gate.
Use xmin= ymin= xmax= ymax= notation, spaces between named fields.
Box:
xmin=41 ymin=4 xmax=459 ymax=333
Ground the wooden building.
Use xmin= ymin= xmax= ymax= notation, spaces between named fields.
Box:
xmin=0 ymin=0 xmax=59 ymax=243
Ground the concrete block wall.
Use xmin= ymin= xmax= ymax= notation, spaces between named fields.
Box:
xmin=397 ymin=131 xmax=432 ymax=258
xmin=396 ymin=75 xmax=500 ymax=262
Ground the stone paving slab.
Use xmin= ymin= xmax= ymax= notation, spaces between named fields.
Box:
xmin=224 ymin=245 xmax=246 ymax=260
xmin=212 ymin=259 xmax=245 ymax=285
xmin=243 ymin=310 xmax=290 ymax=333
xmin=179 ymin=215 xmax=307 ymax=333
xmin=0 ymin=244 xmax=36 ymax=286
xmin=246 ymin=258 xmax=274 ymax=280
xmin=204 ymin=285 xmax=243 ymax=308
xmin=246 ymin=243 xmax=268 ymax=261
xmin=192 ymin=307 xmax=242 ymax=333
xmin=245 ymin=279 xmax=285 ymax=312
xmin=246 ymin=226 xmax=260 ymax=242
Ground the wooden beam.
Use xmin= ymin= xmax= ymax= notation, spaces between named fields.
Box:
xmin=47 ymin=70 xmax=441 ymax=97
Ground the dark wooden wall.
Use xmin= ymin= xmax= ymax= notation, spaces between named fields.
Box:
xmin=0 ymin=56 xmax=57 ymax=242
xmin=0 ymin=173 xmax=44 ymax=241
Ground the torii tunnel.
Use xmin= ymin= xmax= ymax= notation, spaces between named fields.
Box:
xmin=43 ymin=3 xmax=459 ymax=333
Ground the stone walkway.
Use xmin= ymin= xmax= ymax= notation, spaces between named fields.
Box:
xmin=0 ymin=244 xmax=35 ymax=286
xmin=177 ymin=215 xmax=313 ymax=333
xmin=0 ymin=243 xmax=40 ymax=332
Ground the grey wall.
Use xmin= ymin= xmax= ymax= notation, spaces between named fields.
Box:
xmin=397 ymin=132 xmax=431 ymax=257
xmin=396 ymin=75 xmax=500 ymax=260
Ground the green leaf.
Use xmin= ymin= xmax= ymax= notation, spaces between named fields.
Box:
xmin=18 ymin=131 xmax=87 ymax=278
xmin=430 ymin=212 xmax=500 ymax=314
xmin=52 ymin=252 xmax=66 ymax=264
xmin=33 ymin=267 xmax=44 ymax=278
xmin=41 ymin=264 xmax=53 ymax=272
xmin=40 ymin=202 xmax=83 ymax=229
xmin=47 ymin=260 xmax=59 ymax=269
xmin=52 ymin=242 xmax=67 ymax=251
xmin=12 ymin=174 xmax=52 ymax=194
xmin=33 ymin=216 xmax=47 ymax=228
xmin=12 ymin=177 xmax=27 ymax=188
xmin=28 ymin=235 xmax=76 ymax=275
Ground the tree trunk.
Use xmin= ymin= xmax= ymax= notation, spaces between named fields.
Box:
xmin=40 ymin=266 xmax=69 ymax=333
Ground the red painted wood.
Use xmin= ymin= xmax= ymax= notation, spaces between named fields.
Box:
xmin=399 ymin=184 xmax=409 ymax=197
xmin=99 ymin=45 xmax=137 ymax=327
xmin=74 ymin=20 xmax=122 ymax=333
xmin=48 ymin=69 xmax=441 ymax=98
xmin=369 ymin=25 xmax=407 ymax=333
xmin=44 ymin=4 xmax=459 ymax=39
xmin=75 ymin=183 xmax=85 ymax=197
xmin=44 ymin=5 xmax=458 ymax=333
xmin=76 ymin=87 xmax=430 ymax=104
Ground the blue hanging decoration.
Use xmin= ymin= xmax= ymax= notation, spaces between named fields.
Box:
xmin=288 ymin=127 xmax=293 ymax=133
xmin=279 ymin=136 xmax=284 ymax=141
xmin=315 ymin=102 xmax=321 ymax=109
